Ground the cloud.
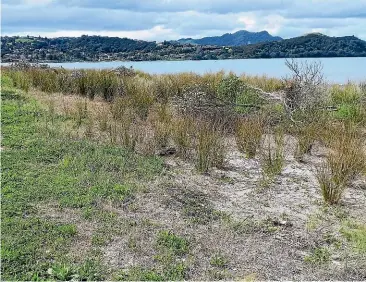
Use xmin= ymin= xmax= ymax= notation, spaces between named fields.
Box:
xmin=4 ymin=26 xmax=180 ymax=41
xmin=2 ymin=0 xmax=366 ymax=41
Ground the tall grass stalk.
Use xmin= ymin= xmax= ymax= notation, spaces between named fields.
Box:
xmin=235 ymin=116 xmax=264 ymax=158
xmin=260 ymin=128 xmax=285 ymax=178
xmin=317 ymin=125 xmax=366 ymax=204
xmin=195 ymin=121 xmax=226 ymax=173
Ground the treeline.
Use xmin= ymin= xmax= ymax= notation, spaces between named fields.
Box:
xmin=234 ymin=33 xmax=366 ymax=58
xmin=2 ymin=33 xmax=366 ymax=62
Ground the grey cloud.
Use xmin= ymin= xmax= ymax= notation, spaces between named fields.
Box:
xmin=52 ymin=0 xmax=290 ymax=13
xmin=2 ymin=4 xmax=160 ymax=32
xmin=2 ymin=1 xmax=366 ymax=40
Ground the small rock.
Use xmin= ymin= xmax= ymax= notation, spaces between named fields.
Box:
xmin=272 ymin=219 xmax=293 ymax=227
xmin=158 ymin=147 xmax=177 ymax=156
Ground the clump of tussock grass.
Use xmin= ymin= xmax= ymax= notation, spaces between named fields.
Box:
xmin=294 ymin=122 xmax=320 ymax=162
xmin=9 ymin=70 xmax=32 ymax=93
xmin=46 ymin=98 xmax=56 ymax=124
xmin=148 ymin=103 xmax=173 ymax=149
xmin=235 ymin=115 xmax=264 ymax=158
xmin=260 ymin=128 xmax=285 ymax=178
xmin=96 ymin=108 xmax=110 ymax=133
xmin=99 ymin=70 xmax=122 ymax=101
xmin=330 ymin=83 xmax=362 ymax=105
xmin=195 ymin=121 xmax=226 ymax=173
xmin=117 ymin=120 xmax=139 ymax=151
xmin=316 ymin=124 xmax=366 ymax=204
xmin=124 ymin=77 xmax=155 ymax=120
xmin=172 ymin=115 xmax=195 ymax=159
xmin=240 ymin=74 xmax=283 ymax=92
xmin=330 ymin=83 xmax=366 ymax=124
xmin=73 ymin=99 xmax=89 ymax=128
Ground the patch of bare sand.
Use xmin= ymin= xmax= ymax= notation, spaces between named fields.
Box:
xmin=99 ymin=135 xmax=366 ymax=280
xmin=36 ymin=131 xmax=366 ymax=279
xmin=37 ymin=203 xmax=95 ymax=260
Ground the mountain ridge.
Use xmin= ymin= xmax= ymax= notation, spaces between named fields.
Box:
xmin=176 ymin=30 xmax=283 ymax=46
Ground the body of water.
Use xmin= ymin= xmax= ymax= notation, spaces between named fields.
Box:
xmin=4 ymin=57 xmax=366 ymax=83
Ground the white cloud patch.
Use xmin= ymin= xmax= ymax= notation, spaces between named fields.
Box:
xmin=2 ymin=0 xmax=366 ymax=40
xmin=4 ymin=25 xmax=179 ymax=41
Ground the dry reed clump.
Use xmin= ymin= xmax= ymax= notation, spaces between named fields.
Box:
xmin=123 ymin=77 xmax=155 ymax=120
xmin=316 ymin=125 xmax=366 ymax=204
xmin=195 ymin=121 xmax=226 ymax=173
xmin=148 ymin=103 xmax=173 ymax=149
xmin=73 ymin=99 xmax=89 ymax=128
xmin=240 ymin=74 xmax=283 ymax=92
xmin=171 ymin=116 xmax=195 ymax=159
xmin=235 ymin=115 xmax=265 ymax=159
xmin=260 ymin=128 xmax=285 ymax=178
xmin=294 ymin=122 xmax=321 ymax=162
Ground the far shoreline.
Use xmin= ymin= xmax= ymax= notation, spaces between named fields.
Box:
xmin=2 ymin=55 xmax=366 ymax=65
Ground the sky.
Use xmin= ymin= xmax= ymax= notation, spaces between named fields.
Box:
xmin=2 ymin=0 xmax=366 ymax=41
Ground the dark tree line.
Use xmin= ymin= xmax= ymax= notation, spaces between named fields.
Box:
xmin=2 ymin=34 xmax=366 ymax=63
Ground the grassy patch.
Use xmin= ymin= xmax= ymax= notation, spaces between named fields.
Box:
xmin=157 ymin=231 xmax=189 ymax=256
xmin=210 ymin=253 xmax=228 ymax=268
xmin=116 ymin=267 xmax=164 ymax=281
xmin=304 ymin=247 xmax=331 ymax=264
xmin=1 ymin=87 xmax=163 ymax=280
xmin=340 ymin=221 xmax=366 ymax=253
xmin=15 ymin=37 xmax=35 ymax=43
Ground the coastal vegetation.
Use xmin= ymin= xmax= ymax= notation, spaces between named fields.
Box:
xmin=2 ymin=33 xmax=366 ymax=63
xmin=1 ymin=61 xmax=366 ymax=280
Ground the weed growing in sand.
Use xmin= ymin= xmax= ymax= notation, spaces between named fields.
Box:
xmin=116 ymin=267 xmax=163 ymax=281
xmin=157 ymin=231 xmax=189 ymax=256
xmin=294 ymin=122 xmax=319 ymax=161
xmin=260 ymin=128 xmax=285 ymax=178
xmin=210 ymin=254 xmax=228 ymax=268
xmin=304 ymin=247 xmax=331 ymax=264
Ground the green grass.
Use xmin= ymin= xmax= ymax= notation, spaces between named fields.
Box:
xmin=340 ymin=221 xmax=366 ymax=253
xmin=304 ymin=247 xmax=331 ymax=264
xmin=210 ymin=254 xmax=228 ymax=268
xmin=117 ymin=231 xmax=190 ymax=281
xmin=15 ymin=38 xmax=35 ymax=43
xmin=1 ymin=85 xmax=163 ymax=280
xmin=157 ymin=231 xmax=189 ymax=256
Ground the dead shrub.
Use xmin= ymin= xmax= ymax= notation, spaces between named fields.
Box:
xmin=283 ymin=59 xmax=327 ymax=120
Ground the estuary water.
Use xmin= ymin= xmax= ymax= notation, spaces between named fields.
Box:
xmin=5 ymin=57 xmax=366 ymax=83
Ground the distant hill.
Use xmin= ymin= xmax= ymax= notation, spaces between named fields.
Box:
xmin=177 ymin=30 xmax=283 ymax=46
xmin=1 ymin=33 xmax=366 ymax=63
xmin=233 ymin=33 xmax=366 ymax=58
